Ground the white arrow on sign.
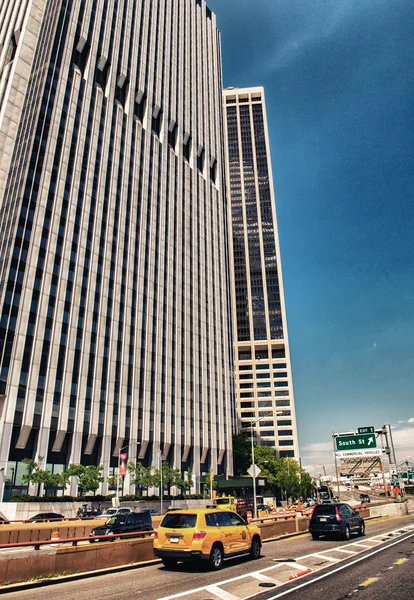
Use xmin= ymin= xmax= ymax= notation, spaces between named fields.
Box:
xmin=368 ymin=436 xmax=374 ymax=446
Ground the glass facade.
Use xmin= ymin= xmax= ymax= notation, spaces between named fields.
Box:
xmin=223 ymin=87 xmax=299 ymax=459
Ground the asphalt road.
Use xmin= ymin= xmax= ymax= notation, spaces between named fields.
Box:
xmin=1 ymin=514 xmax=413 ymax=600
xmin=255 ymin=533 xmax=414 ymax=600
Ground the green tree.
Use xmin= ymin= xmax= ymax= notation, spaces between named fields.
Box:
xmin=252 ymin=451 xmax=314 ymax=502
xmin=179 ymin=469 xmax=194 ymax=495
xmin=232 ymin=431 xmax=252 ymax=475
xmin=153 ymin=464 xmax=182 ymax=495
xmin=22 ymin=456 xmax=49 ymax=496
xmin=107 ymin=475 xmax=123 ymax=491
xmin=66 ymin=464 xmax=104 ymax=495
xmin=127 ymin=461 xmax=156 ymax=493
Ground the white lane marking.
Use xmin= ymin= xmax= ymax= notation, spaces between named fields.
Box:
xmin=332 ymin=548 xmax=358 ymax=554
xmin=264 ymin=532 xmax=414 ymax=600
xmin=351 ymin=543 xmax=375 ymax=548
xmin=252 ymin=573 xmax=281 ymax=585
xmin=157 ymin=525 xmax=414 ymax=600
xmin=284 ymin=562 xmax=316 ymax=572
xmin=310 ymin=553 xmax=339 ymax=562
xmin=205 ymin=584 xmax=240 ymax=600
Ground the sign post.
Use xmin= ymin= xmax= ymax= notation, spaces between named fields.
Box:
xmin=332 ymin=432 xmax=340 ymax=498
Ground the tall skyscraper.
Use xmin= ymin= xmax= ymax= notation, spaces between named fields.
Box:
xmin=0 ymin=0 xmax=234 ymax=500
xmin=223 ymin=87 xmax=299 ymax=459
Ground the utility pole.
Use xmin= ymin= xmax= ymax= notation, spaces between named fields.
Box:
xmin=160 ymin=451 xmax=164 ymax=514
xmin=332 ymin=432 xmax=341 ymax=499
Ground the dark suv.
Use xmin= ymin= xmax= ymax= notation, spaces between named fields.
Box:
xmin=309 ymin=503 xmax=365 ymax=540
xmin=90 ymin=511 xmax=152 ymax=540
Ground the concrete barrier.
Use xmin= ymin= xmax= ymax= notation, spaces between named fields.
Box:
xmin=368 ymin=502 xmax=408 ymax=519
xmin=0 ymin=537 xmax=155 ymax=585
xmin=0 ymin=520 xmax=106 ymax=545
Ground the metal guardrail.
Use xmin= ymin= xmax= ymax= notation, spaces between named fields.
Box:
xmin=0 ymin=516 xmax=108 ymax=524
xmin=0 ymin=529 xmax=156 ymax=550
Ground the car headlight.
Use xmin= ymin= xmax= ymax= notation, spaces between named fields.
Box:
xmin=107 ymin=531 xmax=114 ymax=535
xmin=91 ymin=531 xmax=96 ymax=536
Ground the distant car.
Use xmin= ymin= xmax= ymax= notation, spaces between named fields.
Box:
xmin=29 ymin=513 xmax=65 ymax=522
xmin=79 ymin=510 xmax=103 ymax=519
xmin=101 ymin=507 xmax=133 ymax=517
xmin=309 ymin=503 xmax=365 ymax=540
xmin=148 ymin=509 xmax=161 ymax=516
xmin=359 ymin=494 xmax=370 ymax=504
xmin=90 ymin=511 xmax=152 ymax=541
xmin=256 ymin=504 xmax=272 ymax=514
xmin=154 ymin=508 xmax=262 ymax=570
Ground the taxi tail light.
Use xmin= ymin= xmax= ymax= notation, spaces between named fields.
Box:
xmin=192 ymin=530 xmax=207 ymax=540
xmin=154 ymin=531 xmax=158 ymax=538
xmin=335 ymin=506 xmax=342 ymax=522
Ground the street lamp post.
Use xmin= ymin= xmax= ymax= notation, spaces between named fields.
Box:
xmin=117 ymin=442 xmax=139 ymax=506
xmin=251 ymin=410 xmax=284 ymax=518
xmin=160 ymin=452 xmax=164 ymax=515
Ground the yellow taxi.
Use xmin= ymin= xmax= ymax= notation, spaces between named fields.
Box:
xmin=153 ymin=507 xmax=262 ymax=570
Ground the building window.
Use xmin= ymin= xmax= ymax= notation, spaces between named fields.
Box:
xmin=197 ymin=146 xmax=205 ymax=173
xmin=168 ymin=120 xmax=178 ymax=150
xmin=152 ymin=105 xmax=162 ymax=136
xmin=183 ymin=133 xmax=191 ymax=161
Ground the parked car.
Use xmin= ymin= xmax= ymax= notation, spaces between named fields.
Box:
xmin=153 ymin=508 xmax=262 ymax=570
xmin=101 ymin=507 xmax=133 ymax=517
xmin=309 ymin=503 xmax=365 ymax=540
xmin=359 ymin=494 xmax=370 ymax=504
xmin=29 ymin=513 xmax=65 ymax=522
xmin=256 ymin=504 xmax=272 ymax=514
xmin=78 ymin=510 xmax=103 ymax=519
xmin=90 ymin=511 xmax=152 ymax=540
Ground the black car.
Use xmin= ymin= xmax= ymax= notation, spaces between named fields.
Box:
xmin=90 ymin=511 xmax=152 ymax=541
xmin=359 ymin=493 xmax=370 ymax=504
xmin=29 ymin=512 xmax=65 ymax=522
xmin=309 ymin=503 xmax=365 ymax=540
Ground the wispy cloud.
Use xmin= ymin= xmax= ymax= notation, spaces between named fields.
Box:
xmin=263 ymin=0 xmax=360 ymax=71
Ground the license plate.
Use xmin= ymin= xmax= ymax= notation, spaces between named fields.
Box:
xmin=170 ymin=536 xmax=179 ymax=543
xmin=319 ymin=518 xmax=327 ymax=522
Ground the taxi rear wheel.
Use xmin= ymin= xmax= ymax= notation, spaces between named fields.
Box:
xmin=250 ymin=536 xmax=261 ymax=559
xmin=209 ymin=543 xmax=224 ymax=570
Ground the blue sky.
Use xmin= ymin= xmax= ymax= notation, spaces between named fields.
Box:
xmin=207 ymin=0 xmax=414 ymax=472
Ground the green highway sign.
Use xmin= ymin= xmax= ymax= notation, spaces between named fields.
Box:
xmin=400 ymin=470 xmax=414 ymax=480
xmin=335 ymin=433 xmax=377 ymax=451
xmin=358 ymin=426 xmax=375 ymax=434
